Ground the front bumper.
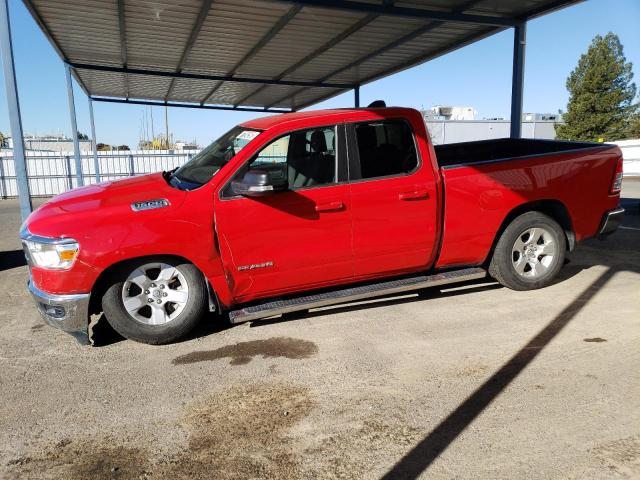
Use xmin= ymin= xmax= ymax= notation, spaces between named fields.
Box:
xmin=28 ymin=280 xmax=91 ymax=345
xmin=598 ymin=207 xmax=625 ymax=238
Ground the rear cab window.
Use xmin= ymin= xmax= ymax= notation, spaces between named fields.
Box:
xmin=350 ymin=120 xmax=419 ymax=181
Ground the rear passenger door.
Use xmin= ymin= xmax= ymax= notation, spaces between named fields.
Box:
xmin=347 ymin=119 xmax=438 ymax=279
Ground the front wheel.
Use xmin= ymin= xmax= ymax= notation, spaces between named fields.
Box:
xmin=102 ymin=257 xmax=207 ymax=344
xmin=489 ymin=211 xmax=566 ymax=291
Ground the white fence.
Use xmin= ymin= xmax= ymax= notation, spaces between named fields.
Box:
xmin=0 ymin=150 xmax=196 ymax=197
xmin=1 ymin=139 xmax=638 ymax=198
xmin=613 ymin=139 xmax=640 ymax=177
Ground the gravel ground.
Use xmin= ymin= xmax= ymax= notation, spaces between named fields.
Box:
xmin=0 ymin=181 xmax=638 ymax=479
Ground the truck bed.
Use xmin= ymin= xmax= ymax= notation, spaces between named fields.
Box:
xmin=434 ymin=138 xmax=621 ymax=269
xmin=434 ymin=138 xmax=608 ymax=168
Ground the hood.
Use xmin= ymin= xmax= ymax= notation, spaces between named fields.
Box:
xmin=26 ymin=173 xmax=187 ymax=238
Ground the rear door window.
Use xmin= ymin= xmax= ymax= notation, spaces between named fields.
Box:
xmin=352 ymin=120 xmax=418 ymax=180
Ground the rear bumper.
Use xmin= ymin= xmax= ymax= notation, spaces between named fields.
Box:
xmin=598 ymin=207 xmax=625 ymax=238
xmin=28 ymin=280 xmax=91 ymax=345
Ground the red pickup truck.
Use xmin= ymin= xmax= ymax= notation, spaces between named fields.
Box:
xmin=21 ymin=107 xmax=624 ymax=345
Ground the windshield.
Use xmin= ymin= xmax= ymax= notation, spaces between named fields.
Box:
xmin=169 ymin=126 xmax=261 ymax=189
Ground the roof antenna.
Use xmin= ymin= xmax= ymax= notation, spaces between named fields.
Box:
xmin=367 ymin=100 xmax=386 ymax=108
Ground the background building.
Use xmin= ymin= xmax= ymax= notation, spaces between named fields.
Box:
xmin=421 ymin=106 xmax=563 ymax=144
xmin=3 ymin=134 xmax=93 ymax=152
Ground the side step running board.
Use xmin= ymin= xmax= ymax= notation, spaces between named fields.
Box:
xmin=228 ymin=267 xmax=486 ymax=324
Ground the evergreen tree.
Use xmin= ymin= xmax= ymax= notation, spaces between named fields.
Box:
xmin=628 ymin=115 xmax=640 ymax=139
xmin=556 ymin=33 xmax=637 ymax=141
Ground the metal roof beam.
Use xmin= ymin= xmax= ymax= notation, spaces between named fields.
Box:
xmin=69 ymin=63 xmax=354 ymax=89
xmin=267 ymin=21 xmax=442 ymax=108
xmin=294 ymin=25 xmax=499 ymax=110
xmin=234 ymin=12 xmax=379 ymax=107
xmin=200 ymin=4 xmax=303 ymax=104
xmin=517 ymin=0 xmax=584 ymax=21
xmin=91 ymin=96 xmax=292 ymax=114
xmin=116 ymin=0 xmax=129 ymax=99
xmin=272 ymin=0 xmax=485 ymax=109
xmin=272 ymin=0 xmax=518 ymax=27
xmin=165 ymin=0 xmax=215 ymax=100
xmin=21 ymin=0 xmax=90 ymax=96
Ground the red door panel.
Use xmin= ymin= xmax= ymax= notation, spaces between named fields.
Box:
xmin=348 ymin=118 xmax=439 ymax=279
xmin=350 ymin=175 xmax=437 ymax=278
xmin=215 ymin=185 xmax=353 ymax=301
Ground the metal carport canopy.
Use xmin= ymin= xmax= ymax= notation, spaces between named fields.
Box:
xmin=24 ymin=0 xmax=582 ymax=112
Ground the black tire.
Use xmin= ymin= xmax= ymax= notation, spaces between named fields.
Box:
xmin=489 ymin=211 xmax=566 ymax=291
xmin=101 ymin=257 xmax=207 ymax=344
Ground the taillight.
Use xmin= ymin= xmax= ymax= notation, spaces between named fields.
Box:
xmin=610 ymin=156 xmax=623 ymax=194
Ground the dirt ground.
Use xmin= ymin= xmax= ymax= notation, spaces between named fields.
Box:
xmin=0 ymin=181 xmax=639 ymax=480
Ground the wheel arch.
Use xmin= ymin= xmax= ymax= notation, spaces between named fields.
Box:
xmin=88 ymin=254 xmax=221 ymax=316
xmin=484 ymin=199 xmax=575 ymax=266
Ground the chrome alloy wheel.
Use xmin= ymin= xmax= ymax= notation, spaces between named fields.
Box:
xmin=121 ymin=263 xmax=189 ymax=325
xmin=511 ymin=227 xmax=557 ymax=278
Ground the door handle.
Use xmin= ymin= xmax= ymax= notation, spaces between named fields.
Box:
xmin=315 ymin=201 xmax=344 ymax=212
xmin=398 ymin=190 xmax=429 ymax=201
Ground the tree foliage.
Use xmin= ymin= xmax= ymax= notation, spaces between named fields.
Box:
xmin=628 ymin=115 xmax=640 ymax=139
xmin=556 ymin=33 xmax=638 ymax=141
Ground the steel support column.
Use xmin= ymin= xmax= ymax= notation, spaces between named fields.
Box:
xmin=0 ymin=0 xmax=32 ymax=220
xmin=65 ymin=63 xmax=83 ymax=186
xmin=510 ymin=22 xmax=526 ymax=138
xmin=354 ymin=85 xmax=360 ymax=107
xmin=88 ymin=97 xmax=100 ymax=182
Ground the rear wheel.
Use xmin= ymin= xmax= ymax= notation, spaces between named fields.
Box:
xmin=102 ymin=257 xmax=207 ymax=344
xmin=489 ymin=211 xmax=566 ymax=291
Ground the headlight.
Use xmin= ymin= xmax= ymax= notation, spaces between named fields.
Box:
xmin=23 ymin=239 xmax=79 ymax=270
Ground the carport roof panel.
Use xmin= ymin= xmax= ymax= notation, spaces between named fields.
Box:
xmin=23 ymin=0 xmax=582 ymax=110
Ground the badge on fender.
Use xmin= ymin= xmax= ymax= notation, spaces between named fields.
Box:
xmin=131 ymin=199 xmax=170 ymax=211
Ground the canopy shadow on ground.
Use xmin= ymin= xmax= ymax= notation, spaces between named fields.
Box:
xmin=380 ymin=205 xmax=640 ymax=479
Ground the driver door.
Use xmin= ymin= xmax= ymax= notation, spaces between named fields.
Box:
xmin=215 ymin=125 xmax=353 ymax=302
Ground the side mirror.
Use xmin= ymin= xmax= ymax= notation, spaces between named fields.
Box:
xmin=231 ymin=168 xmax=288 ymax=197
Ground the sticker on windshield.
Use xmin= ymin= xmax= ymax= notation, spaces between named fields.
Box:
xmin=237 ymin=130 xmax=260 ymax=141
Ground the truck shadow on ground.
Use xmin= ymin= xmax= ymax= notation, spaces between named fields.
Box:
xmin=379 ymin=200 xmax=640 ymax=480
xmin=0 ymin=250 xmax=26 ymax=272
xmin=247 ymin=259 xmax=588 ymax=329
xmin=90 ymin=281 xmax=506 ymax=346
xmin=250 ymin=280 xmax=505 ymax=327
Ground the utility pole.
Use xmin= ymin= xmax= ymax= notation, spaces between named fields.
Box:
xmin=165 ymin=105 xmax=169 ymax=149
xmin=150 ymin=105 xmax=155 ymax=143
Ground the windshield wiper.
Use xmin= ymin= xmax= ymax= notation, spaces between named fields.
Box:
xmin=162 ymin=167 xmax=178 ymax=182
xmin=168 ymin=171 xmax=203 ymax=191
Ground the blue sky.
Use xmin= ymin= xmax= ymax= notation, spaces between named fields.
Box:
xmin=1 ymin=0 xmax=639 ymax=149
